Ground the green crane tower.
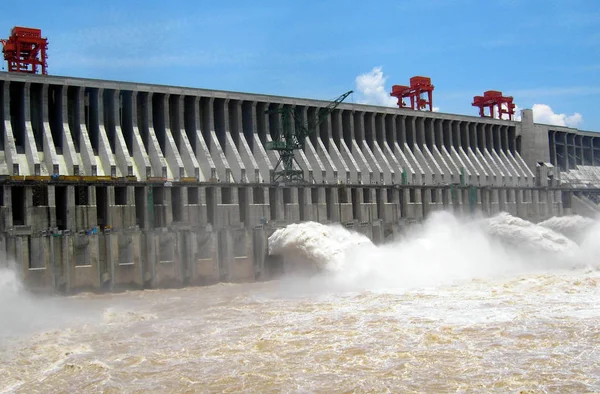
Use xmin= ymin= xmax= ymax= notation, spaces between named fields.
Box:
xmin=265 ymin=90 xmax=353 ymax=183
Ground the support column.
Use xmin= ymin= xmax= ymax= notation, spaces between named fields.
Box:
xmin=127 ymin=91 xmax=152 ymax=180
xmin=23 ymin=82 xmax=42 ymax=175
xmin=60 ymin=85 xmax=81 ymax=175
xmin=39 ymin=84 xmax=60 ymax=175
xmin=95 ymin=88 xmax=117 ymax=177
xmin=1 ymin=81 xmax=19 ymax=175
xmin=76 ymin=87 xmax=98 ymax=176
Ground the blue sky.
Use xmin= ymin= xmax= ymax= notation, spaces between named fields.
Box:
xmin=2 ymin=0 xmax=599 ymax=129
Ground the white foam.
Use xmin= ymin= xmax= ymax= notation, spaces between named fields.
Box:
xmin=268 ymin=211 xmax=597 ymax=291
xmin=538 ymin=215 xmax=596 ymax=244
xmin=268 ymin=222 xmax=374 ymax=273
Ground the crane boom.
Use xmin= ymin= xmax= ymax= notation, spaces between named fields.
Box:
xmin=265 ymin=90 xmax=353 ymax=184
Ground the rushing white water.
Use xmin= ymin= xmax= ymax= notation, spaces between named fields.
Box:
xmin=2 ymin=211 xmax=600 ymax=393
xmin=268 ymin=211 xmax=594 ymax=291
xmin=539 ymin=214 xmax=597 ymax=244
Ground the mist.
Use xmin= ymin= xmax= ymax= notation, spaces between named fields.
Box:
xmin=269 ymin=211 xmax=600 ymax=293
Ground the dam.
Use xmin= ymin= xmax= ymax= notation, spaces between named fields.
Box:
xmin=0 ymin=71 xmax=599 ymax=293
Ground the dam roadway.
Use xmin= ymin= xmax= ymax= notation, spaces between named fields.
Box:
xmin=0 ymin=71 xmax=599 ymax=293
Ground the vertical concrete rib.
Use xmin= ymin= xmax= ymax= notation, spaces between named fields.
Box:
xmin=438 ymin=119 xmax=461 ymax=184
xmin=388 ymin=115 xmax=416 ymax=184
xmin=60 ymin=85 xmax=81 ymax=175
xmin=458 ymin=121 xmax=481 ymax=185
xmin=416 ymin=117 xmax=443 ymax=184
xmin=286 ymin=105 xmax=314 ymax=183
xmin=430 ymin=119 xmax=456 ymax=184
xmin=262 ymin=103 xmax=281 ymax=181
xmin=372 ymin=113 xmax=394 ymax=184
xmin=75 ymin=87 xmax=97 ymax=175
xmin=465 ymin=121 xmax=489 ymax=186
xmin=494 ymin=125 xmax=523 ymax=186
xmin=251 ymin=101 xmax=273 ymax=182
xmin=160 ymin=93 xmax=185 ymax=180
xmin=479 ymin=123 xmax=506 ymax=186
xmin=187 ymin=96 xmax=215 ymax=181
xmin=361 ymin=112 xmax=387 ymax=184
xmin=349 ymin=111 xmax=375 ymax=184
xmin=203 ymin=97 xmax=232 ymax=182
xmin=486 ymin=124 xmax=514 ymax=186
xmin=2 ymin=81 xmax=19 ymax=175
xmin=142 ymin=92 xmax=168 ymax=178
xmin=108 ymin=90 xmax=134 ymax=177
xmin=127 ymin=92 xmax=152 ymax=180
xmin=314 ymin=108 xmax=341 ymax=183
xmin=40 ymin=84 xmax=60 ymax=175
xmin=382 ymin=114 xmax=403 ymax=184
xmin=448 ymin=120 xmax=473 ymax=185
xmin=328 ymin=110 xmax=353 ymax=183
xmin=174 ymin=95 xmax=201 ymax=180
xmin=399 ymin=116 xmax=425 ymax=185
xmin=221 ymin=99 xmax=246 ymax=182
xmin=234 ymin=100 xmax=260 ymax=182
xmin=95 ymin=88 xmax=117 ymax=177
xmin=506 ymin=125 xmax=535 ymax=186
xmin=296 ymin=106 xmax=326 ymax=183
xmin=23 ymin=82 xmax=42 ymax=175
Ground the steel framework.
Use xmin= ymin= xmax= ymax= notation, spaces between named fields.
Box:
xmin=1 ymin=26 xmax=48 ymax=74
xmin=390 ymin=76 xmax=435 ymax=111
xmin=265 ymin=90 xmax=353 ymax=183
xmin=472 ymin=90 xmax=515 ymax=120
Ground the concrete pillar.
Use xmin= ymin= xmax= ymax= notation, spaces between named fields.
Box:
xmin=357 ymin=111 xmax=382 ymax=184
xmin=75 ymin=87 xmax=98 ymax=176
xmin=2 ymin=81 xmax=19 ymax=175
xmin=159 ymin=93 xmax=185 ymax=180
xmin=349 ymin=111 xmax=374 ymax=184
xmin=23 ymin=82 xmax=42 ymax=175
xmin=320 ymin=109 xmax=346 ymax=183
xmin=39 ymin=84 xmax=60 ymax=175
xmin=296 ymin=105 xmax=327 ymax=184
xmin=141 ymin=92 xmax=168 ymax=178
xmin=107 ymin=90 xmax=134 ymax=177
xmin=202 ymin=97 xmax=232 ymax=182
xmin=124 ymin=91 xmax=152 ymax=180
xmin=520 ymin=109 xmax=550 ymax=174
xmin=60 ymin=85 xmax=81 ymax=175
xmin=430 ymin=119 xmax=456 ymax=185
xmin=175 ymin=95 xmax=201 ymax=180
xmin=248 ymin=101 xmax=273 ymax=182
xmin=94 ymin=88 xmax=117 ymax=177
xmin=336 ymin=110 xmax=360 ymax=183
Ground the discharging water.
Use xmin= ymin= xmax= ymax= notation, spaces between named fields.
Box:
xmin=1 ymin=212 xmax=600 ymax=393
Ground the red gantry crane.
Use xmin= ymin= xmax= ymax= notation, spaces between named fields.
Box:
xmin=472 ymin=90 xmax=515 ymax=120
xmin=1 ymin=26 xmax=48 ymax=75
xmin=390 ymin=76 xmax=435 ymax=111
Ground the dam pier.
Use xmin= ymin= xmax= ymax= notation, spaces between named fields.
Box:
xmin=0 ymin=72 xmax=599 ymax=293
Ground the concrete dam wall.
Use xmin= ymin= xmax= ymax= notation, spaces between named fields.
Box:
xmin=0 ymin=72 xmax=598 ymax=293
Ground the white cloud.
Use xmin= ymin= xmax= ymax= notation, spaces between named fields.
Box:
xmin=355 ymin=66 xmax=398 ymax=107
xmin=531 ymin=104 xmax=583 ymax=128
xmin=493 ymin=103 xmax=582 ymax=128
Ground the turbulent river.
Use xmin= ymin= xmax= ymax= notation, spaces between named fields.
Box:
xmin=1 ymin=212 xmax=600 ymax=393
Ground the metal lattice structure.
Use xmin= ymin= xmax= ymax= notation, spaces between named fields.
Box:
xmin=265 ymin=90 xmax=353 ymax=183
xmin=472 ymin=90 xmax=515 ymax=120
xmin=1 ymin=26 xmax=48 ymax=74
xmin=390 ymin=76 xmax=435 ymax=111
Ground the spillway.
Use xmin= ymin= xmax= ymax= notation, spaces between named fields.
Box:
xmin=0 ymin=71 xmax=599 ymax=292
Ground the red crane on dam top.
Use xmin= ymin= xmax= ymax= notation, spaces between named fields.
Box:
xmin=1 ymin=26 xmax=48 ymax=75
xmin=472 ymin=90 xmax=516 ymax=120
xmin=390 ymin=76 xmax=435 ymax=111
